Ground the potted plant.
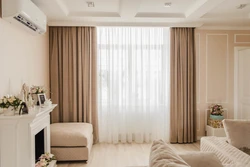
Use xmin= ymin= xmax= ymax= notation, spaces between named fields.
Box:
xmin=210 ymin=104 xmax=224 ymax=120
xmin=0 ymin=95 xmax=22 ymax=116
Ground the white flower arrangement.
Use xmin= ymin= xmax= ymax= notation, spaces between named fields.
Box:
xmin=30 ymin=85 xmax=46 ymax=94
xmin=0 ymin=95 xmax=22 ymax=110
xmin=35 ymin=153 xmax=56 ymax=167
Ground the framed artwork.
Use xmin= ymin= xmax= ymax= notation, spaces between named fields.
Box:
xmin=37 ymin=93 xmax=46 ymax=106
xmin=19 ymin=102 xmax=29 ymax=115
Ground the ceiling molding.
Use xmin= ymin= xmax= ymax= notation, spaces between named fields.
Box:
xmin=119 ymin=0 xmax=142 ymax=18
xmin=48 ymin=21 xmax=204 ymax=27
xmin=55 ymin=0 xmax=69 ymax=16
xmin=135 ymin=13 xmax=185 ymax=18
xmin=197 ymin=25 xmax=250 ymax=30
xmin=32 ymin=0 xmax=250 ymax=29
xmin=202 ymin=13 xmax=249 ymax=19
xmin=186 ymin=0 xmax=227 ymax=19
xmin=68 ymin=12 xmax=120 ymax=18
xmin=185 ymin=0 xmax=208 ymax=18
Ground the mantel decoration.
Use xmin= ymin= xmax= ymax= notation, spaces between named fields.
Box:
xmin=0 ymin=95 xmax=22 ymax=116
xmin=35 ymin=153 xmax=56 ymax=167
xmin=208 ymin=104 xmax=224 ymax=128
xmin=21 ymin=83 xmax=29 ymax=103
xmin=31 ymin=85 xmax=46 ymax=105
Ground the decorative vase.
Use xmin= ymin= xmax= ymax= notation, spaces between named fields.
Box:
xmin=0 ymin=108 xmax=4 ymax=114
xmin=4 ymin=107 xmax=16 ymax=116
xmin=32 ymin=94 xmax=39 ymax=105
xmin=210 ymin=114 xmax=224 ymax=120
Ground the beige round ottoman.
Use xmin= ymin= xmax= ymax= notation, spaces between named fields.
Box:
xmin=50 ymin=123 xmax=93 ymax=161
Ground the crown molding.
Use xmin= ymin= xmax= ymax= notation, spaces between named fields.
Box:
xmin=48 ymin=20 xmax=204 ymax=27
xmin=197 ymin=25 xmax=250 ymax=30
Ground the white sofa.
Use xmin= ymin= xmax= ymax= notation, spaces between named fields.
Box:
xmin=201 ymin=119 xmax=250 ymax=167
xmin=149 ymin=140 xmax=224 ymax=167
xmin=149 ymin=119 xmax=250 ymax=167
xmin=201 ymin=136 xmax=250 ymax=167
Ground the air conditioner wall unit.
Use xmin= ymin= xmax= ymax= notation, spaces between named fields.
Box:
xmin=2 ymin=0 xmax=47 ymax=35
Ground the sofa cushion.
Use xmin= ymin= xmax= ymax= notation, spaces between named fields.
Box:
xmin=201 ymin=136 xmax=250 ymax=167
xmin=222 ymin=119 xmax=250 ymax=150
xmin=50 ymin=123 xmax=93 ymax=147
xmin=179 ymin=152 xmax=223 ymax=167
xmin=150 ymin=140 xmax=190 ymax=167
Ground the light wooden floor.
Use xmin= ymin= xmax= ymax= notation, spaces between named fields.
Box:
xmin=57 ymin=142 xmax=200 ymax=167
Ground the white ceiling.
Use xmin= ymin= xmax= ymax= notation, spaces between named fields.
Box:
xmin=32 ymin=0 xmax=250 ymax=29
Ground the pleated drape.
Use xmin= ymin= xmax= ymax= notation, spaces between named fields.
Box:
xmin=49 ymin=27 xmax=99 ymax=143
xmin=170 ymin=27 xmax=197 ymax=143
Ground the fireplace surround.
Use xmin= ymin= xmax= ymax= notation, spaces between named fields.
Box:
xmin=0 ymin=104 xmax=57 ymax=167
xmin=35 ymin=129 xmax=45 ymax=162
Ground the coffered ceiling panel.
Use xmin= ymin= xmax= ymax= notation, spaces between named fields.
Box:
xmin=62 ymin=0 xmax=120 ymax=12
xmin=137 ymin=0 xmax=197 ymax=13
xmin=202 ymin=0 xmax=250 ymax=18
xmin=31 ymin=0 xmax=250 ymax=29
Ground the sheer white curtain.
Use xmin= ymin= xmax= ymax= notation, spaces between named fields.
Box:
xmin=97 ymin=27 xmax=170 ymax=143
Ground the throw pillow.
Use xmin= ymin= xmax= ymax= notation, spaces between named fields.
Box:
xmin=179 ymin=152 xmax=223 ymax=167
xmin=222 ymin=119 xmax=250 ymax=150
xmin=150 ymin=140 xmax=190 ymax=167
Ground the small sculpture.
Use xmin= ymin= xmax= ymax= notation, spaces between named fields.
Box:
xmin=21 ymin=83 xmax=29 ymax=102
xmin=27 ymin=94 xmax=34 ymax=109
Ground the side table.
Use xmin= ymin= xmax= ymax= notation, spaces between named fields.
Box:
xmin=206 ymin=125 xmax=226 ymax=137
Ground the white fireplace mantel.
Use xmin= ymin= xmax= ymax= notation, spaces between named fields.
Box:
xmin=0 ymin=104 xmax=57 ymax=167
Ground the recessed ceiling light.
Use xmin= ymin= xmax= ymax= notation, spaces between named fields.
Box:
xmin=164 ymin=2 xmax=172 ymax=7
xmin=237 ymin=4 xmax=247 ymax=9
xmin=86 ymin=1 xmax=95 ymax=7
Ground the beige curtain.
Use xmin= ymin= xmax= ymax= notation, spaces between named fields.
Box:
xmin=170 ymin=27 xmax=197 ymax=143
xmin=49 ymin=27 xmax=98 ymax=143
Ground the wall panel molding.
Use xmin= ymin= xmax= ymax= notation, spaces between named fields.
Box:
xmin=197 ymin=109 xmax=200 ymax=131
xmin=234 ymin=34 xmax=250 ymax=44
xmin=196 ymin=33 xmax=201 ymax=103
xmin=206 ymin=34 xmax=229 ymax=104
xmin=0 ymin=0 xmax=2 ymax=18
xmin=223 ymin=108 xmax=228 ymax=119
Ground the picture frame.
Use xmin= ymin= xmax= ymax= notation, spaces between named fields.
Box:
xmin=37 ymin=93 xmax=46 ymax=106
xmin=19 ymin=102 xmax=29 ymax=115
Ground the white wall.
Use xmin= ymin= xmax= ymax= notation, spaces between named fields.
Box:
xmin=0 ymin=18 xmax=49 ymax=97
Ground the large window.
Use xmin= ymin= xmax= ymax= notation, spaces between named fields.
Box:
xmin=97 ymin=27 xmax=170 ymax=143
